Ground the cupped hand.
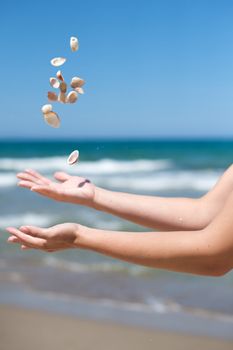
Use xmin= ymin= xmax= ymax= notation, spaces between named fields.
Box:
xmin=17 ymin=169 xmax=95 ymax=206
xmin=6 ymin=223 xmax=83 ymax=252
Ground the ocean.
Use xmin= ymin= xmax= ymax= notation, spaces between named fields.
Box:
xmin=0 ymin=139 xmax=233 ymax=338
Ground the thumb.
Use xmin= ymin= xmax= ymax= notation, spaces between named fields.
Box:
xmin=54 ymin=172 xmax=71 ymax=182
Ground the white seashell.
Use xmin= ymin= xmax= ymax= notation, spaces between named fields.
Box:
xmin=50 ymin=77 xmax=60 ymax=89
xmin=50 ymin=57 xmax=66 ymax=67
xmin=43 ymin=112 xmax=60 ymax=128
xmin=67 ymin=150 xmax=79 ymax=165
xmin=56 ymin=70 xmax=64 ymax=82
xmin=47 ymin=91 xmax=58 ymax=101
xmin=74 ymin=87 xmax=84 ymax=94
xmin=70 ymin=77 xmax=85 ymax=88
xmin=58 ymin=92 xmax=66 ymax=103
xmin=59 ymin=82 xmax=67 ymax=93
xmin=70 ymin=37 xmax=79 ymax=52
xmin=41 ymin=104 xmax=52 ymax=114
xmin=66 ymin=91 xmax=78 ymax=103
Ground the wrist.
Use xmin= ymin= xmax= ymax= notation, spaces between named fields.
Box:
xmin=91 ymin=186 xmax=105 ymax=210
xmin=92 ymin=186 xmax=116 ymax=212
xmin=73 ymin=224 xmax=92 ymax=249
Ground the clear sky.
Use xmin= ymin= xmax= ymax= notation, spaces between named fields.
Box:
xmin=1 ymin=0 xmax=233 ymax=139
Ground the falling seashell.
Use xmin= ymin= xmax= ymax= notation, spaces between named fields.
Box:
xmin=41 ymin=104 xmax=52 ymax=114
xmin=47 ymin=91 xmax=58 ymax=101
xmin=70 ymin=77 xmax=85 ymax=88
xmin=74 ymin=87 xmax=84 ymax=94
xmin=43 ymin=112 xmax=60 ymax=128
xmin=58 ymin=92 xmax=66 ymax=103
xmin=67 ymin=150 xmax=79 ymax=165
xmin=66 ymin=91 xmax=78 ymax=103
xmin=50 ymin=77 xmax=60 ymax=89
xmin=56 ymin=70 xmax=64 ymax=82
xmin=50 ymin=57 xmax=66 ymax=67
xmin=70 ymin=37 xmax=79 ymax=52
xmin=59 ymin=82 xmax=67 ymax=93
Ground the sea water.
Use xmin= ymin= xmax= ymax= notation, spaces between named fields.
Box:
xmin=0 ymin=138 xmax=233 ymax=337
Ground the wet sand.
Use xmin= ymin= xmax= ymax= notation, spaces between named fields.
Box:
xmin=1 ymin=304 xmax=233 ymax=350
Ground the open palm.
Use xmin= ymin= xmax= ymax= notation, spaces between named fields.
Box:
xmin=17 ymin=169 xmax=95 ymax=206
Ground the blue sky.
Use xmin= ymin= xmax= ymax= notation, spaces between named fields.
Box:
xmin=1 ymin=0 xmax=233 ymax=139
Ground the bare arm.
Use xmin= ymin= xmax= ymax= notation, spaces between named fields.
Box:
xmin=92 ymin=164 xmax=233 ymax=231
xmin=17 ymin=164 xmax=233 ymax=231
xmin=77 ymin=188 xmax=233 ymax=276
xmin=6 ymin=189 xmax=233 ymax=277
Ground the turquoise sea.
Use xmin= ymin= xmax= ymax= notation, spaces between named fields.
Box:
xmin=0 ymin=139 xmax=233 ymax=338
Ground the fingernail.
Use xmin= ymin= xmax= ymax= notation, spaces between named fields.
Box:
xmin=20 ymin=226 xmax=29 ymax=232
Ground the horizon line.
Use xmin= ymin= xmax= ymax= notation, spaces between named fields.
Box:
xmin=0 ymin=136 xmax=233 ymax=142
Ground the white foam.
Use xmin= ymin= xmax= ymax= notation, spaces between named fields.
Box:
xmin=0 ymin=173 xmax=17 ymax=187
xmin=0 ymin=213 xmax=58 ymax=229
xmin=106 ymin=170 xmax=220 ymax=192
xmin=43 ymin=256 xmax=125 ymax=273
xmin=75 ymin=159 xmax=172 ymax=175
xmin=0 ymin=157 xmax=66 ymax=172
xmin=0 ymin=155 xmax=222 ymax=193
xmin=43 ymin=256 xmax=147 ymax=275
xmin=0 ymin=157 xmax=172 ymax=174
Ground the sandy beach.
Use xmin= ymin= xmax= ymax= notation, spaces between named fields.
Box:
xmin=1 ymin=304 xmax=233 ymax=350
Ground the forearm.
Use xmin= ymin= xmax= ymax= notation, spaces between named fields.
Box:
xmin=92 ymin=187 xmax=209 ymax=231
xmin=90 ymin=165 xmax=233 ymax=231
xmin=76 ymin=225 xmax=220 ymax=276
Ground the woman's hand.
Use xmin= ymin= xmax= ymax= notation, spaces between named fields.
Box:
xmin=6 ymin=223 xmax=82 ymax=252
xmin=17 ymin=169 xmax=95 ymax=206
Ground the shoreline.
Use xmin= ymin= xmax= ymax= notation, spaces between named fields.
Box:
xmin=1 ymin=281 xmax=233 ymax=340
xmin=1 ymin=304 xmax=233 ymax=350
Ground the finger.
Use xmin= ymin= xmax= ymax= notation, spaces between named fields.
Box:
xmin=25 ymin=169 xmax=51 ymax=185
xmin=18 ymin=180 xmax=35 ymax=189
xmin=19 ymin=225 xmax=48 ymax=239
xmin=21 ymin=245 xmax=31 ymax=250
xmin=6 ymin=227 xmax=46 ymax=248
xmin=21 ymin=244 xmax=57 ymax=252
xmin=7 ymin=235 xmax=33 ymax=249
xmin=17 ymin=172 xmax=44 ymax=185
xmin=54 ymin=172 xmax=71 ymax=182
xmin=7 ymin=236 xmax=22 ymax=243
xmin=31 ymin=185 xmax=59 ymax=200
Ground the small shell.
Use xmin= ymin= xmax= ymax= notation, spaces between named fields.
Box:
xmin=70 ymin=77 xmax=85 ymax=88
xmin=59 ymin=82 xmax=67 ymax=93
xmin=43 ymin=112 xmax=60 ymax=128
xmin=50 ymin=77 xmax=60 ymax=89
xmin=47 ymin=91 xmax=58 ymax=101
xmin=50 ymin=57 xmax=66 ymax=67
xmin=74 ymin=87 xmax=84 ymax=94
xmin=70 ymin=37 xmax=79 ymax=52
xmin=56 ymin=70 xmax=64 ymax=81
xmin=67 ymin=150 xmax=79 ymax=165
xmin=58 ymin=92 xmax=66 ymax=103
xmin=66 ymin=91 xmax=78 ymax=103
xmin=41 ymin=104 xmax=52 ymax=114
